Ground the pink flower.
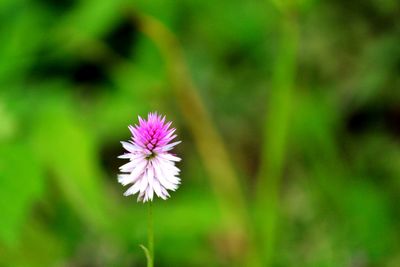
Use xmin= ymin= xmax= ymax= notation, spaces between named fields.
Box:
xmin=118 ymin=112 xmax=181 ymax=202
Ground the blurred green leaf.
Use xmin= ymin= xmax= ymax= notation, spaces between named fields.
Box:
xmin=340 ymin=181 xmax=394 ymax=263
xmin=0 ymin=5 xmax=47 ymax=82
xmin=0 ymin=101 xmax=16 ymax=142
xmin=31 ymin=94 xmax=111 ymax=232
xmin=0 ymin=143 xmax=44 ymax=246
xmin=0 ymin=219 xmax=65 ymax=267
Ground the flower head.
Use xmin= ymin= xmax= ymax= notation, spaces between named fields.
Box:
xmin=118 ymin=112 xmax=181 ymax=202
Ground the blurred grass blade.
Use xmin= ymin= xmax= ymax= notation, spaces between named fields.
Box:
xmin=256 ymin=10 xmax=299 ymax=266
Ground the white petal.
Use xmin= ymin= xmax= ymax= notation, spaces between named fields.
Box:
xmin=118 ymin=153 xmax=133 ymax=159
xmin=137 ymin=190 xmax=145 ymax=202
xmin=124 ymin=153 xmax=146 ymax=160
xmin=121 ymin=141 xmax=140 ymax=153
xmin=119 ymin=155 xmax=147 ymax=172
xmin=164 ymin=128 xmax=176 ymax=139
xmin=159 ymin=164 xmax=180 ymax=185
xmin=157 ymin=158 xmax=180 ymax=176
xmin=161 ymin=187 xmax=170 ymax=199
xmin=118 ymin=174 xmax=133 ymax=186
xmin=139 ymin=174 xmax=148 ymax=193
xmin=158 ymin=153 xmax=181 ymax=162
xmin=152 ymin=158 xmax=178 ymax=190
xmin=145 ymin=168 xmax=155 ymax=201
xmin=165 ymin=176 xmax=180 ymax=186
xmin=153 ymin=179 xmax=163 ymax=197
xmin=124 ymin=180 xmax=141 ymax=196
xmin=159 ymin=157 xmax=180 ymax=173
xmin=128 ymin=159 xmax=148 ymax=181
xmin=147 ymin=165 xmax=154 ymax=188
xmin=161 ymin=141 xmax=181 ymax=152
xmin=119 ymin=161 xmax=136 ymax=172
xmin=147 ymin=185 xmax=154 ymax=201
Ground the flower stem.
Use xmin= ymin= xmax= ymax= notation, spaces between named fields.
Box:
xmin=147 ymin=201 xmax=154 ymax=267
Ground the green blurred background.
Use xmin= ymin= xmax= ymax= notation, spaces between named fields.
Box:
xmin=0 ymin=0 xmax=399 ymax=266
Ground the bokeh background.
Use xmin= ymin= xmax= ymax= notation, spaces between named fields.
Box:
xmin=1 ymin=0 xmax=399 ymax=266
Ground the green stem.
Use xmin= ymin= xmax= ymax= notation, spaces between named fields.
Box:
xmin=147 ymin=201 xmax=154 ymax=267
